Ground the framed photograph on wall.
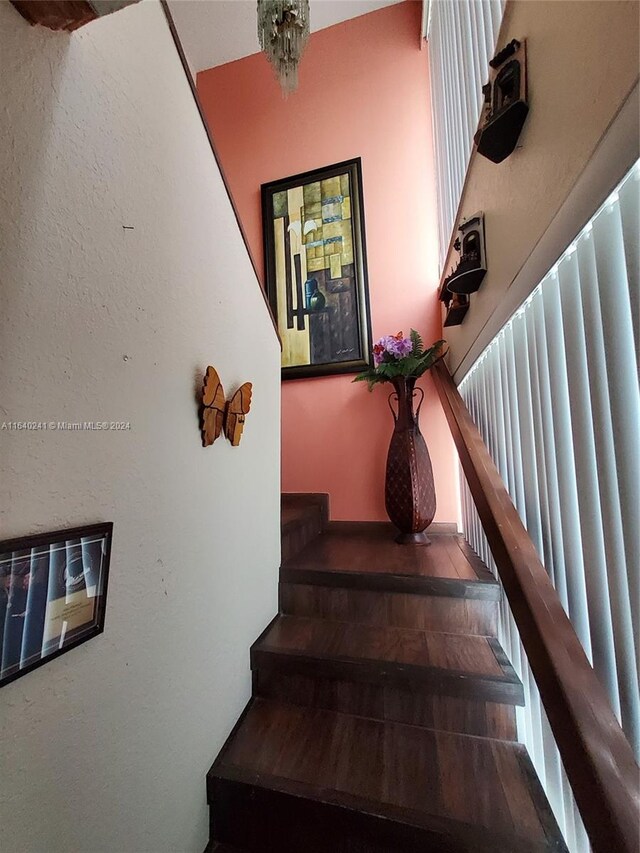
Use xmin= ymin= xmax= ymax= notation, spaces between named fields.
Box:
xmin=262 ymin=158 xmax=373 ymax=380
xmin=0 ymin=522 xmax=113 ymax=688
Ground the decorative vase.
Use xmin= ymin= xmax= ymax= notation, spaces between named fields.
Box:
xmin=385 ymin=375 xmax=437 ymax=545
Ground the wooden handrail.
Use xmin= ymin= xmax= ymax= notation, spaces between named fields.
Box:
xmin=432 ymin=358 xmax=639 ymax=853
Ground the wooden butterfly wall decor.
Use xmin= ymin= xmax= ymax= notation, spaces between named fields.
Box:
xmin=201 ymin=366 xmax=253 ymax=448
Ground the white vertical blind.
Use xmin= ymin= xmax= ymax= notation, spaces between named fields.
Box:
xmin=458 ymin=160 xmax=640 ymax=853
xmin=427 ymin=0 xmax=505 ymax=270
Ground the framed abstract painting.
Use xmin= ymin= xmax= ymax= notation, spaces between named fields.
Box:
xmin=262 ymin=158 xmax=373 ymax=379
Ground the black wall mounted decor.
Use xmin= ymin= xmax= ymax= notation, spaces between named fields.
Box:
xmin=444 ymin=213 xmax=487 ymax=296
xmin=443 ymin=294 xmax=470 ymax=328
xmin=438 ymin=213 xmax=487 ymax=328
xmin=475 ymin=39 xmax=528 ymax=164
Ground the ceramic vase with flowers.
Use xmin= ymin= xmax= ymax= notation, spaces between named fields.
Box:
xmin=354 ymin=331 xmax=445 ymax=545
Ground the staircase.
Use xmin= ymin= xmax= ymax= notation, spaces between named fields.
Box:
xmin=206 ymin=495 xmax=567 ymax=852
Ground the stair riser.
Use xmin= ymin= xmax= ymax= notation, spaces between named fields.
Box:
xmin=252 ymin=650 xmax=523 ymax=705
xmin=281 ymin=493 xmax=329 ymax=562
xmin=280 ymin=568 xmax=500 ymax=600
xmin=254 ymin=669 xmax=517 ymax=739
xmin=281 ymin=509 xmax=324 ymax=564
xmin=209 ymin=776 xmax=537 ymax=853
xmin=279 ymin=582 xmax=498 ymax=636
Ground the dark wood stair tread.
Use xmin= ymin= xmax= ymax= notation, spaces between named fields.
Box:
xmin=281 ymin=505 xmax=310 ymax=526
xmin=209 ymin=699 xmax=566 ymax=852
xmin=281 ymin=493 xmax=328 ymax=527
xmin=252 ymin=615 xmax=523 ymax=705
xmin=281 ymin=502 xmax=321 ymax=530
xmin=281 ymin=530 xmax=499 ymax=600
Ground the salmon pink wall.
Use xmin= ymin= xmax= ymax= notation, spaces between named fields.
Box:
xmin=197 ymin=1 xmax=458 ymax=522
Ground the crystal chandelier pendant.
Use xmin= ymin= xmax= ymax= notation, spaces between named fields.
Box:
xmin=257 ymin=0 xmax=311 ymax=96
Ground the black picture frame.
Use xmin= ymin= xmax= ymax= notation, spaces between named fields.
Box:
xmin=0 ymin=522 xmax=113 ymax=688
xmin=262 ymin=157 xmax=373 ymax=380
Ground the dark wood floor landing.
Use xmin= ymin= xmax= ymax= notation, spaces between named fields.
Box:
xmin=283 ymin=525 xmax=496 ymax=582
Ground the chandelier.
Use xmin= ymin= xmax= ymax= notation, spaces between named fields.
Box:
xmin=257 ymin=0 xmax=311 ymax=96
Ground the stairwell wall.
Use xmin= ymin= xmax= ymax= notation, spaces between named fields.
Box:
xmin=196 ymin=1 xmax=458 ymax=523
xmin=0 ymin=2 xmax=280 ymax=851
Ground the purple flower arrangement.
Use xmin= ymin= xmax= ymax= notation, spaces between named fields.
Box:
xmin=354 ymin=329 xmax=445 ymax=391
xmin=373 ymin=332 xmax=414 ymax=365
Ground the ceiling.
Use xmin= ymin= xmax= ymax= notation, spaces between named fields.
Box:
xmin=168 ymin=0 xmax=406 ymax=74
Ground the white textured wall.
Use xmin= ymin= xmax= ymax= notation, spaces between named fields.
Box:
xmin=0 ymin=2 xmax=280 ymax=851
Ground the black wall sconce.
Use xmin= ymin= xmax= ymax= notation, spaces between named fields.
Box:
xmin=443 ymin=293 xmax=470 ymax=328
xmin=445 ymin=213 xmax=487 ymax=295
xmin=475 ymin=39 xmax=528 ymax=164
xmin=439 ymin=213 xmax=487 ymax=327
